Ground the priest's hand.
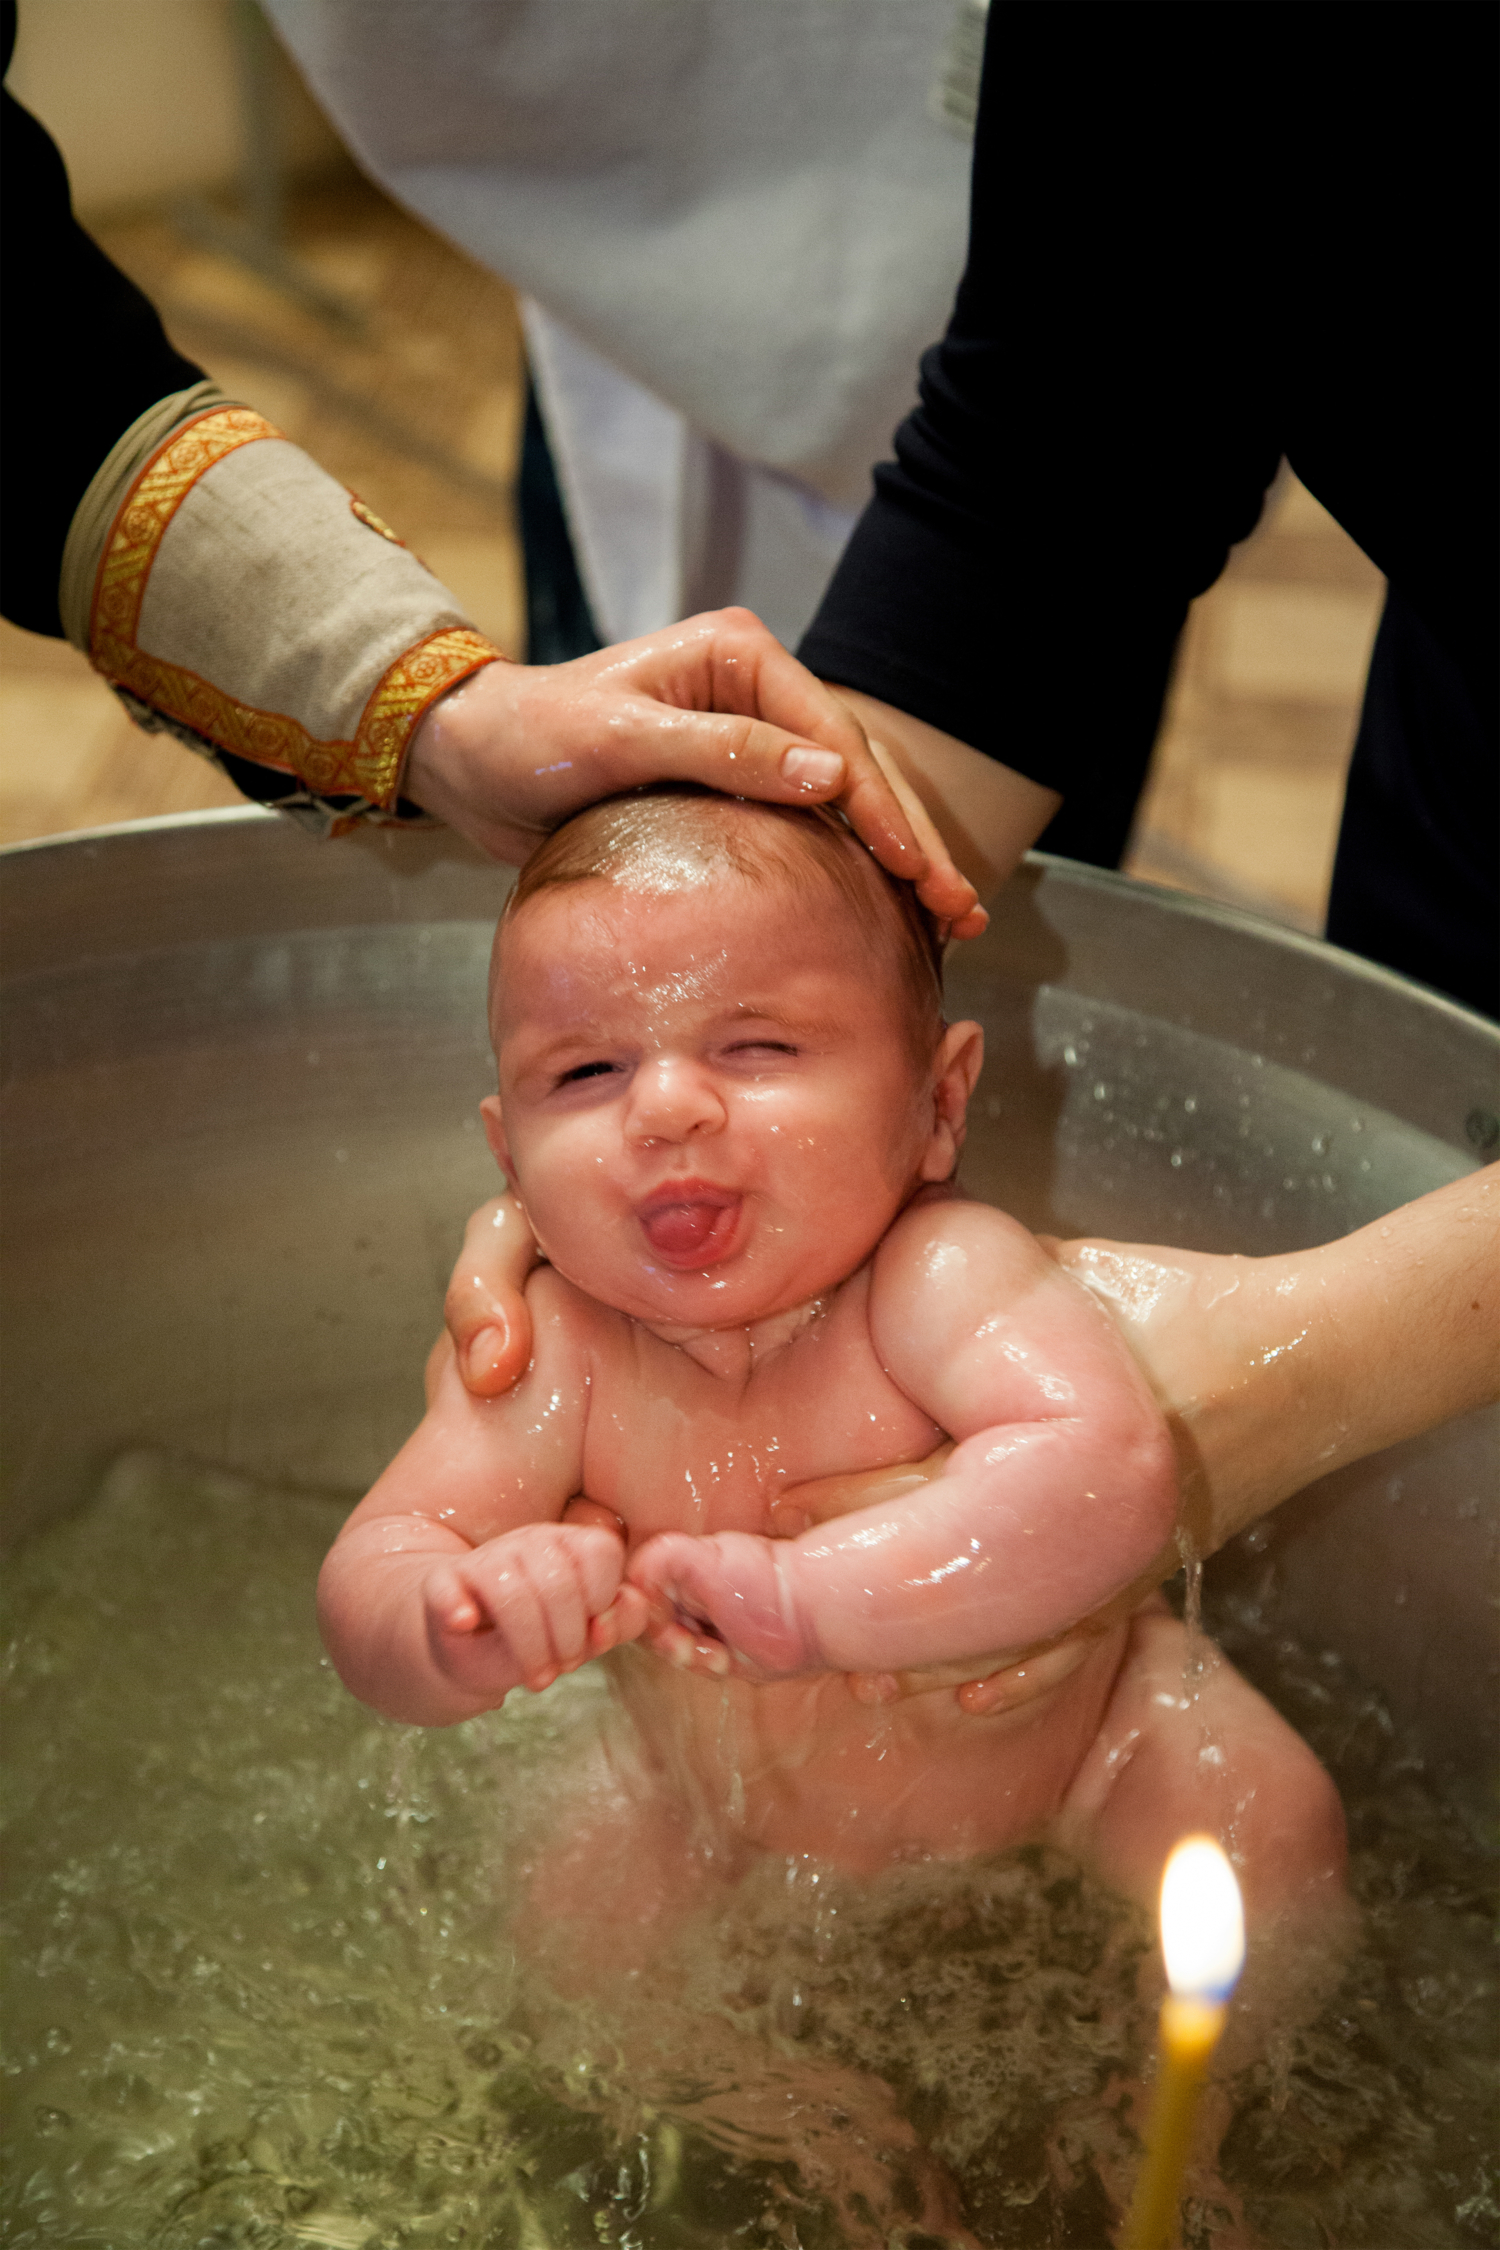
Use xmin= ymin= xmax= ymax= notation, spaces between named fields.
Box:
xmin=403 ymin=607 xmax=986 ymax=936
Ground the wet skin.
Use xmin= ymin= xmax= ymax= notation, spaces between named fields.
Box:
xmin=320 ymin=866 xmax=1346 ymax=1909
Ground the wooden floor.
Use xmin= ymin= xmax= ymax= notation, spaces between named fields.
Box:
xmin=0 ymin=176 xmax=1384 ymax=934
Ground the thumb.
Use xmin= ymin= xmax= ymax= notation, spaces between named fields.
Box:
xmin=444 ymin=1196 xmax=538 ymax=1396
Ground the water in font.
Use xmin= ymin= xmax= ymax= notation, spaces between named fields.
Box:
xmin=2 ymin=1455 xmax=1494 ymax=2248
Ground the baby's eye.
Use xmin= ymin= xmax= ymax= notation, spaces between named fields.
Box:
xmin=556 ymin=1059 xmax=620 ymax=1086
xmin=724 ymin=1039 xmax=798 ymax=1060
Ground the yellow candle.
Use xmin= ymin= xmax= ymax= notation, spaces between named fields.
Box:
xmin=1121 ymin=1836 xmax=1245 ymax=2250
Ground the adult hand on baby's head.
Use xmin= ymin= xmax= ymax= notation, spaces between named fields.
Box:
xmin=403 ymin=609 xmax=984 ymax=935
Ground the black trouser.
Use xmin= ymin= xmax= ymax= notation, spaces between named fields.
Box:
xmin=1328 ymin=589 xmax=1497 ymax=1021
xmin=518 ymin=378 xmax=601 ymax=666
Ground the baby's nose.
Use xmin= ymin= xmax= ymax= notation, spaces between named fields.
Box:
xmin=625 ymin=1058 xmax=726 ymax=1143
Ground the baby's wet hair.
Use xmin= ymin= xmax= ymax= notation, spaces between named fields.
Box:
xmin=501 ymin=785 xmax=946 ymax=1052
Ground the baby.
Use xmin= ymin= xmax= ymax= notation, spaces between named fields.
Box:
xmin=319 ymin=789 xmax=1345 ymax=1916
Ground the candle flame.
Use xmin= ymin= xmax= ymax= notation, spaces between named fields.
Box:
xmin=1159 ymin=1834 xmax=1245 ymax=2001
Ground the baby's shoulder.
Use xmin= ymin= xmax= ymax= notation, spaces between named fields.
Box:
xmin=867 ymin=1193 xmax=1056 ymax=1369
xmin=871 ymin=1191 xmax=1050 ymax=1304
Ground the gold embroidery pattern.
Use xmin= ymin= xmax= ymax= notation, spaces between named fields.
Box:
xmin=349 ymin=495 xmax=406 ymax=546
xmin=91 ymin=407 xmax=285 ymax=662
xmin=89 ymin=408 xmax=502 ymax=806
xmin=349 ymin=628 xmax=502 ymax=803
xmin=98 ymin=629 xmax=501 ymax=807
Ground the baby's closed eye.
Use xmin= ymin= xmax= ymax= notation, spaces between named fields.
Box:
xmin=556 ymin=1059 xmax=620 ymax=1085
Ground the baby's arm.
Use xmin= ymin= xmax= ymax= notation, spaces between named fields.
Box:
xmin=631 ymin=1202 xmax=1176 ymax=1677
xmin=319 ymin=1284 xmax=645 ymax=1725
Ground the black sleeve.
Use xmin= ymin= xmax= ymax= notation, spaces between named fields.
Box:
xmin=798 ymin=6 xmax=1281 ymax=800
xmin=798 ymin=5 xmax=1493 ymax=810
xmin=1 ymin=20 xmax=204 ymax=636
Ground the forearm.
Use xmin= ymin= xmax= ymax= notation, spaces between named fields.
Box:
xmin=56 ymin=391 xmax=500 ymax=829
xmin=640 ymin=1403 xmax=1175 ymax=1680
xmin=1060 ymin=1166 xmax=1500 ymax=1555
xmin=828 ymin=689 xmax=1059 ymax=902
xmin=317 ymin=1516 xmax=499 ymax=1728
xmin=784 ymin=1409 xmax=1174 ymax=1670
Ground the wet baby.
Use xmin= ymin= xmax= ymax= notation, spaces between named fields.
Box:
xmin=319 ymin=790 xmax=1345 ymax=1918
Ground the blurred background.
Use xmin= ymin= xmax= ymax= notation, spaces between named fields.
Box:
xmin=1 ymin=0 xmax=1385 ymax=934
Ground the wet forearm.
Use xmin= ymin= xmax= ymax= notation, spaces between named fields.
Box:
xmin=1184 ymin=1166 xmax=1500 ymax=1546
xmin=776 ymin=1411 xmax=1176 ymax=1673
xmin=317 ymin=1518 xmax=492 ymax=1727
xmin=1060 ymin=1167 xmax=1500 ymax=1560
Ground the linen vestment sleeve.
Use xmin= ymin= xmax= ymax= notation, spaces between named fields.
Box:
xmin=0 ymin=49 xmax=504 ymax=830
xmin=797 ymin=6 xmax=1496 ymax=817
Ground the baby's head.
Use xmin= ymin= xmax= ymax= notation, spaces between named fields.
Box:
xmin=482 ymin=789 xmax=983 ymax=1329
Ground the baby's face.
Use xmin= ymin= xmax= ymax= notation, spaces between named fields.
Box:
xmin=485 ymin=872 xmax=973 ymax=1331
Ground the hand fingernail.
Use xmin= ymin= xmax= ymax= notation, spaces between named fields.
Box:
xmin=465 ymin=1324 xmax=509 ymax=1383
xmin=780 ymin=746 xmax=843 ymax=790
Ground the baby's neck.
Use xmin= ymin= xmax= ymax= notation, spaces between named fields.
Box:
xmin=640 ymin=1294 xmax=829 ymax=1384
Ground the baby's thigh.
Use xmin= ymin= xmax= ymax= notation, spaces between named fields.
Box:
xmin=1059 ymin=1605 xmax=1347 ymax=1922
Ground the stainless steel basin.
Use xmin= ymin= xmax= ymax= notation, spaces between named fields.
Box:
xmin=3 ymin=810 xmax=1495 ymax=1815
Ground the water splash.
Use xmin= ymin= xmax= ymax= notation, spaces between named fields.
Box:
xmin=2 ymin=1453 xmax=1493 ymax=2247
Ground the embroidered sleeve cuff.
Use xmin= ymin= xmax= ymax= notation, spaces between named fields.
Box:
xmin=62 ymin=394 xmax=506 ymax=812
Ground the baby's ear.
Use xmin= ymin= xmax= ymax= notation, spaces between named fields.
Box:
xmin=918 ymin=1021 xmax=984 ymax=1182
xmin=479 ymin=1094 xmax=516 ymax=1187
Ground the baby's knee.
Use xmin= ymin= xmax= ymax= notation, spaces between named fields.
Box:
xmin=1236 ymin=1715 xmax=1347 ymax=1916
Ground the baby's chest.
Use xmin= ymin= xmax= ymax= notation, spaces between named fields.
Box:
xmin=580 ymin=1331 xmax=939 ymax=1536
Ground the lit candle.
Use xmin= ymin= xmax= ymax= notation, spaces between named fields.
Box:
xmin=1121 ymin=1835 xmax=1246 ymax=2250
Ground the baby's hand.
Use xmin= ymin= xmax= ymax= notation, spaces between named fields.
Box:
xmin=423 ymin=1523 xmax=649 ymax=1703
xmin=628 ymin=1531 xmax=816 ymax=1681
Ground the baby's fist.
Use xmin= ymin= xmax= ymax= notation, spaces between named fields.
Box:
xmin=628 ymin=1531 xmax=814 ymax=1680
xmin=425 ymin=1523 xmax=647 ymax=1702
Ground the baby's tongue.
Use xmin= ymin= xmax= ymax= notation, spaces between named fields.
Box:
xmin=643 ymin=1200 xmax=724 ymax=1257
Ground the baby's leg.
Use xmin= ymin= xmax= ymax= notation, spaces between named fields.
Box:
xmin=510 ymin=1737 xmax=977 ymax=2245
xmin=1055 ymin=1599 xmax=1347 ymax=1927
